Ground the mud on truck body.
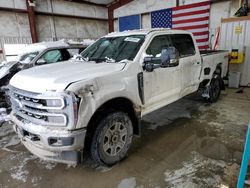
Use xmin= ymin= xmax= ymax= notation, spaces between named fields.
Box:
xmin=8 ymin=29 xmax=228 ymax=166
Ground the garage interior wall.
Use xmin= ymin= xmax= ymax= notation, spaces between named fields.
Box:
xmin=0 ymin=0 xmax=108 ymax=61
xmin=35 ymin=0 xmax=108 ymax=41
xmin=114 ymin=0 xmax=241 ymax=47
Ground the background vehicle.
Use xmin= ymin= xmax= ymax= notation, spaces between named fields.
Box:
xmin=8 ymin=29 xmax=228 ymax=166
xmin=0 ymin=40 xmax=92 ymax=108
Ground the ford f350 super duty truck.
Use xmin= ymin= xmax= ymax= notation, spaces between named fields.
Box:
xmin=8 ymin=29 xmax=228 ymax=166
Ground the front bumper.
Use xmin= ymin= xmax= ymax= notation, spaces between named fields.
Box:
xmin=11 ymin=113 xmax=86 ymax=165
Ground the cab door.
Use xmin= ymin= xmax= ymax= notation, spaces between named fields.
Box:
xmin=142 ymin=34 xmax=181 ymax=115
xmin=170 ymin=34 xmax=201 ymax=96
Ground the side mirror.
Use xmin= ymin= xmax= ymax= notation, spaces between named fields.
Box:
xmin=160 ymin=47 xmax=179 ymax=67
xmin=143 ymin=57 xmax=154 ymax=72
xmin=143 ymin=57 xmax=161 ymax=72
xmin=36 ymin=58 xmax=47 ymax=65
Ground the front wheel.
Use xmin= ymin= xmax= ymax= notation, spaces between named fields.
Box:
xmin=90 ymin=111 xmax=133 ymax=166
xmin=208 ymin=77 xmax=221 ymax=103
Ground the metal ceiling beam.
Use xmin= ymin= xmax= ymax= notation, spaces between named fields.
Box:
xmin=107 ymin=0 xmax=134 ymax=9
xmin=0 ymin=7 xmax=28 ymax=13
xmin=37 ymin=11 xmax=107 ymax=21
xmin=65 ymin=0 xmax=107 ymax=7
xmin=107 ymin=0 xmax=134 ymax=32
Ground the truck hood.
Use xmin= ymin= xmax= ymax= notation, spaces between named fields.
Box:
xmin=10 ymin=61 xmax=126 ymax=93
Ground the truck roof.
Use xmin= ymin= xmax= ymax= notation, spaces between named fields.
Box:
xmin=106 ymin=28 xmax=191 ymax=38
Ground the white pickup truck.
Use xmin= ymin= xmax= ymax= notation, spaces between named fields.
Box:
xmin=8 ymin=29 xmax=228 ymax=166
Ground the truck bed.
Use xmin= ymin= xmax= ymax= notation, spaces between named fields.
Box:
xmin=200 ymin=50 xmax=229 ymax=80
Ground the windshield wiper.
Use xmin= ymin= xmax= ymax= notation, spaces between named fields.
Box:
xmin=89 ymin=57 xmax=116 ymax=63
xmin=72 ymin=54 xmax=88 ymax=62
xmin=89 ymin=57 xmax=106 ymax=63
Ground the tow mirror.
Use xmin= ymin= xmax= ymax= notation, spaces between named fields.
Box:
xmin=143 ymin=57 xmax=154 ymax=72
xmin=143 ymin=57 xmax=160 ymax=72
xmin=36 ymin=58 xmax=47 ymax=65
xmin=160 ymin=47 xmax=179 ymax=67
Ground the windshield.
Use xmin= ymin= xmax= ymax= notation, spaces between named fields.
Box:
xmin=19 ymin=51 xmax=39 ymax=64
xmin=81 ymin=35 xmax=145 ymax=63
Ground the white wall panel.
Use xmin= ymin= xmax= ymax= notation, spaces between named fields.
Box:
xmin=209 ymin=1 xmax=230 ymax=30
xmin=0 ymin=0 xmax=26 ymax=9
xmin=114 ymin=20 xmax=119 ymax=32
xmin=245 ymin=22 xmax=250 ymax=46
xmin=0 ymin=12 xmax=30 ymax=37
xmin=142 ymin=14 xmax=151 ymax=29
xmin=114 ymin=0 xmax=175 ymax=18
xmin=36 ymin=15 xmax=108 ymax=40
xmin=220 ymin=23 xmax=227 ymax=49
xmin=179 ymin=0 xmax=208 ymax=5
xmin=35 ymin=0 xmax=108 ymax=19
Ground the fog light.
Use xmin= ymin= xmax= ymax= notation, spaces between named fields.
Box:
xmin=48 ymin=137 xmax=74 ymax=146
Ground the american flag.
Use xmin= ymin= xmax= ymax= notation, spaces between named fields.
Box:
xmin=151 ymin=1 xmax=211 ymax=50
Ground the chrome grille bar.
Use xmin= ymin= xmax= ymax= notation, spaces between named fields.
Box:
xmin=9 ymin=85 xmax=76 ymax=128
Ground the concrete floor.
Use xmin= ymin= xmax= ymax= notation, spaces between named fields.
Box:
xmin=0 ymin=88 xmax=250 ymax=188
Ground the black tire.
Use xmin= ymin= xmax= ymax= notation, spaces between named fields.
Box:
xmin=208 ymin=77 xmax=221 ymax=103
xmin=90 ymin=111 xmax=133 ymax=166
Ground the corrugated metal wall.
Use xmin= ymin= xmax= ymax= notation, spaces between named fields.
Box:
xmin=220 ymin=20 xmax=250 ymax=50
xmin=220 ymin=18 xmax=250 ymax=86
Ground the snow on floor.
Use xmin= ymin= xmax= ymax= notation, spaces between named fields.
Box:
xmin=118 ymin=177 xmax=137 ymax=188
xmin=0 ymin=121 xmax=20 ymax=151
xmin=0 ymin=122 xmax=58 ymax=186
xmin=164 ymin=151 xmax=239 ymax=188
xmin=95 ymin=165 xmax=113 ymax=173
xmin=10 ymin=154 xmax=37 ymax=183
xmin=37 ymin=159 xmax=57 ymax=170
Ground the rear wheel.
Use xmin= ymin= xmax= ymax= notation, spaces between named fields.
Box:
xmin=208 ymin=77 xmax=221 ymax=103
xmin=90 ymin=111 xmax=133 ymax=166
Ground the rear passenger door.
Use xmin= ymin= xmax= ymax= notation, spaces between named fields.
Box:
xmin=170 ymin=34 xmax=201 ymax=96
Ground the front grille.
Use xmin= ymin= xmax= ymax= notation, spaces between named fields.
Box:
xmin=9 ymin=86 xmax=76 ymax=127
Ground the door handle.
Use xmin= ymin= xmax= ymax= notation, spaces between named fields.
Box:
xmin=192 ymin=62 xmax=200 ymax=65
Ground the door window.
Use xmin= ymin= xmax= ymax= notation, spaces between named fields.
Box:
xmin=170 ymin=34 xmax=195 ymax=57
xmin=146 ymin=35 xmax=172 ymax=64
xmin=146 ymin=35 xmax=172 ymax=57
